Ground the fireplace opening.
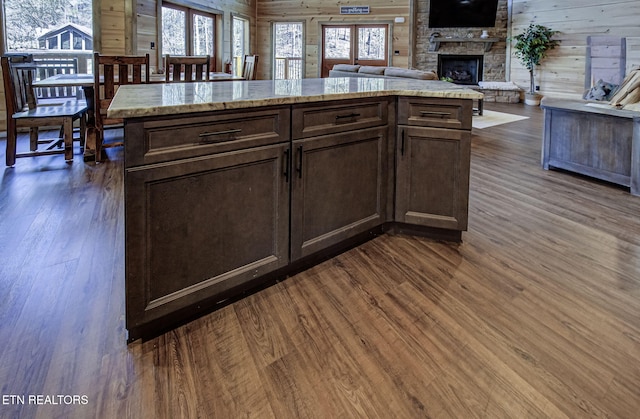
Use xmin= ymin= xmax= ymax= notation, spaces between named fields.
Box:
xmin=438 ymin=55 xmax=483 ymax=85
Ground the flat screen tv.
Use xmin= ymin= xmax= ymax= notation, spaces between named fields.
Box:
xmin=429 ymin=0 xmax=499 ymax=28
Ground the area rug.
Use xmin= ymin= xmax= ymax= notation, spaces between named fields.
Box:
xmin=472 ymin=110 xmax=529 ymax=129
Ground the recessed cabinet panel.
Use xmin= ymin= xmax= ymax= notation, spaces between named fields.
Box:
xmin=125 ymin=144 xmax=290 ymax=328
xmin=396 ymin=126 xmax=470 ymax=230
xmin=291 ymin=126 xmax=387 ymax=260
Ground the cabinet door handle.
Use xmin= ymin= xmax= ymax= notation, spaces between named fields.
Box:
xmin=284 ymin=148 xmax=290 ymax=182
xmin=419 ymin=111 xmax=449 ymax=118
xmin=401 ymin=129 xmax=405 ymax=156
xmin=198 ymin=128 xmax=242 ymax=143
xmin=297 ymin=145 xmax=303 ymax=179
xmin=335 ymin=112 xmax=360 ymax=120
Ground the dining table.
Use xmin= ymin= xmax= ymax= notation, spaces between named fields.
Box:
xmin=32 ymin=72 xmax=244 ymax=162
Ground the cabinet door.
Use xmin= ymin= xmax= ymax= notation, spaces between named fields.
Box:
xmin=125 ymin=143 xmax=290 ymax=332
xmin=291 ymin=126 xmax=387 ymax=260
xmin=395 ymin=126 xmax=470 ymax=230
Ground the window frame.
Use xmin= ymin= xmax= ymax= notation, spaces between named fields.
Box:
xmin=319 ymin=22 xmax=391 ymax=78
xmin=160 ymin=1 xmax=220 ymax=71
xmin=1 ymin=0 xmax=97 ymax=75
xmin=272 ymin=21 xmax=305 ymax=80
xmin=231 ymin=14 xmax=250 ymax=77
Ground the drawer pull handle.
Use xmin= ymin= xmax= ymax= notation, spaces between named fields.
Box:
xmin=335 ymin=112 xmax=360 ymax=120
xmin=198 ymin=128 xmax=242 ymax=142
xmin=297 ymin=145 xmax=303 ymax=179
xmin=419 ymin=111 xmax=449 ymax=118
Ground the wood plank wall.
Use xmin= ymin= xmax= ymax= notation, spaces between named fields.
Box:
xmin=255 ymin=1 xmax=412 ymax=79
xmin=509 ymin=0 xmax=640 ymax=99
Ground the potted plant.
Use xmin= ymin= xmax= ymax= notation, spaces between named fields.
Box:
xmin=511 ymin=24 xmax=560 ymax=105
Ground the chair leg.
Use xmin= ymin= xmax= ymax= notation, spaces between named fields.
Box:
xmin=63 ymin=118 xmax=73 ymax=161
xmin=6 ymin=120 xmax=17 ymax=167
xmin=79 ymin=114 xmax=86 ymax=152
xmin=95 ymin=127 xmax=104 ymax=163
xmin=29 ymin=127 xmax=39 ymax=151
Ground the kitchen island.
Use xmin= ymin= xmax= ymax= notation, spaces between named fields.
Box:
xmin=109 ymin=77 xmax=483 ymax=341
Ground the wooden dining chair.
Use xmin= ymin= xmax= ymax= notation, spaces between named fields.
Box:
xmin=33 ymin=58 xmax=80 ymax=100
xmin=242 ymin=55 xmax=258 ymax=80
xmin=1 ymin=55 xmax=87 ymax=166
xmin=164 ymin=55 xmax=210 ymax=82
xmin=93 ymin=53 xmax=149 ymax=161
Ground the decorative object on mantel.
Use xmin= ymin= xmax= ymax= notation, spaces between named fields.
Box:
xmin=480 ymin=30 xmax=490 ymax=39
xmin=511 ymin=24 xmax=560 ymax=106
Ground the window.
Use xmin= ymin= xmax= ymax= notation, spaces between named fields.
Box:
xmin=321 ymin=24 xmax=388 ymax=77
xmin=273 ymin=22 xmax=303 ymax=80
xmin=231 ymin=16 xmax=249 ymax=77
xmin=3 ymin=0 xmax=92 ymax=52
xmin=2 ymin=0 xmax=94 ymax=73
xmin=162 ymin=3 xmax=216 ymax=67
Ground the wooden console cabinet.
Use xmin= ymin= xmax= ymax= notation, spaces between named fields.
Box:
xmin=124 ymin=96 xmax=472 ymax=340
xmin=541 ymin=98 xmax=640 ymax=195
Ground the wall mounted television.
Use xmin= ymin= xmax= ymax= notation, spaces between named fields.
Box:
xmin=428 ymin=0 xmax=499 ymax=28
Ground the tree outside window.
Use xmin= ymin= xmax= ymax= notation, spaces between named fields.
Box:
xmin=232 ymin=16 xmax=249 ymax=77
xmin=162 ymin=3 xmax=215 ymax=68
xmin=3 ymin=0 xmax=92 ymax=51
xmin=274 ymin=22 xmax=303 ymax=79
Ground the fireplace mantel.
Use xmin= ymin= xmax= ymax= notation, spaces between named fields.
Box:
xmin=429 ymin=37 xmax=500 ymax=52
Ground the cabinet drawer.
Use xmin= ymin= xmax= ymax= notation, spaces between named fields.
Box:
xmin=125 ymin=107 xmax=290 ymax=167
xmin=292 ymin=98 xmax=389 ymax=139
xmin=398 ymin=97 xmax=472 ymax=130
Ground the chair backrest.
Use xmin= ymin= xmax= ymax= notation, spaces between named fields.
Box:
xmin=94 ymin=53 xmax=149 ymax=124
xmin=165 ymin=55 xmax=210 ymax=82
xmin=2 ymin=55 xmax=37 ymax=117
xmin=34 ymin=58 xmax=79 ymax=99
xmin=242 ymin=55 xmax=258 ymax=80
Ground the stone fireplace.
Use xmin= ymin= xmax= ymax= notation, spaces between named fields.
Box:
xmin=438 ymin=55 xmax=484 ymax=85
xmin=413 ymin=0 xmax=509 ymax=83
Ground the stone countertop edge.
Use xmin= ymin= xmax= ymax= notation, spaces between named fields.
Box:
xmin=107 ymin=78 xmax=484 ymax=119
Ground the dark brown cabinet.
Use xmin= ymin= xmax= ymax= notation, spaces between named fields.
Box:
xmin=124 ymin=96 xmax=472 ymax=340
xmin=125 ymin=122 xmax=290 ymax=334
xmin=290 ymin=98 xmax=390 ymax=260
xmin=395 ymin=97 xmax=472 ymax=231
xmin=290 ymin=126 xmax=388 ymax=260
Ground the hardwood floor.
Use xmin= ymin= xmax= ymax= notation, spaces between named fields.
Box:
xmin=1 ymin=103 xmax=639 ymax=418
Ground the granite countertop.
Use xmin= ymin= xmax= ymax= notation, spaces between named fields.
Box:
xmin=107 ymin=77 xmax=484 ymax=119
